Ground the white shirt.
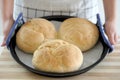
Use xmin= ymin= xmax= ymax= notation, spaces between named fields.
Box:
xmin=13 ymin=0 xmax=99 ymax=23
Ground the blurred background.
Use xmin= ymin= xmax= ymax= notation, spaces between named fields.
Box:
xmin=0 ymin=0 xmax=120 ymax=50
xmin=116 ymin=0 xmax=120 ymax=35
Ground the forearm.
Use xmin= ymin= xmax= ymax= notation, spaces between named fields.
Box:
xmin=103 ymin=0 xmax=118 ymax=45
xmin=2 ymin=0 xmax=14 ymax=36
xmin=103 ymin=0 xmax=116 ymax=21
xmin=2 ymin=0 xmax=14 ymax=24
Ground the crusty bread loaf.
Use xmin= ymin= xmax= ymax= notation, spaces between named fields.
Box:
xmin=59 ymin=18 xmax=99 ymax=52
xmin=16 ymin=18 xmax=57 ymax=53
xmin=32 ymin=39 xmax=83 ymax=73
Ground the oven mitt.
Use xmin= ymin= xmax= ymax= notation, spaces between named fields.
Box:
xmin=96 ymin=14 xmax=113 ymax=53
xmin=6 ymin=13 xmax=24 ymax=49
xmin=6 ymin=13 xmax=113 ymax=53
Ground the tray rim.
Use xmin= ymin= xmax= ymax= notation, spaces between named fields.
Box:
xmin=7 ymin=15 xmax=111 ymax=77
xmin=8 ymin=29 xmax=109 ymax=78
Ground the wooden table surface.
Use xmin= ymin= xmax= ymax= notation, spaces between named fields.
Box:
xmin=0 ymin=41 xmax=120 ymax=80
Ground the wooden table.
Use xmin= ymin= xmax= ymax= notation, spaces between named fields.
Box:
xmin=0 ymin=41 xmax=120 ymax=80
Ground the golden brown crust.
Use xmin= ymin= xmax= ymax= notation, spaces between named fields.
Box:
xmin=59 ymin=18 xmax=99 ymax=52
xmin=32 ymin=39 xmax=83 ymax=73
xmin=16 ymin=18 xmax=57 ymax=53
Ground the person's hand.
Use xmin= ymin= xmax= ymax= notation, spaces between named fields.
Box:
xmin=1 ymin=18 xmax=14 ymax=47
xmin=104 ymin=20 xmax=118 ymax=45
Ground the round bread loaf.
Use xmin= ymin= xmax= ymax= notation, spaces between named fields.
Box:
xmin=32 ymin=39 xmax=83 ymax=73
xmin=59 ymin=18 xmax=99 ymax=52
xmin=16 ymin=18 xmax=57 ymax=53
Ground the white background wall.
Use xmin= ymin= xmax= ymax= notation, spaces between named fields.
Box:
xmin=0 ymin=0 xmax=120 ymax=35
xmin=116 ymin=0 xmax=120 ymax=35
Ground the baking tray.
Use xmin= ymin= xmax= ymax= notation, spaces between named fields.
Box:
xmin=6 ymin=13 xmax=113 ymax=77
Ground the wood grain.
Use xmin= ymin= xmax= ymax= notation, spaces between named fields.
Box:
xmin=0 ymin=40 xmax=120 ymax=80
